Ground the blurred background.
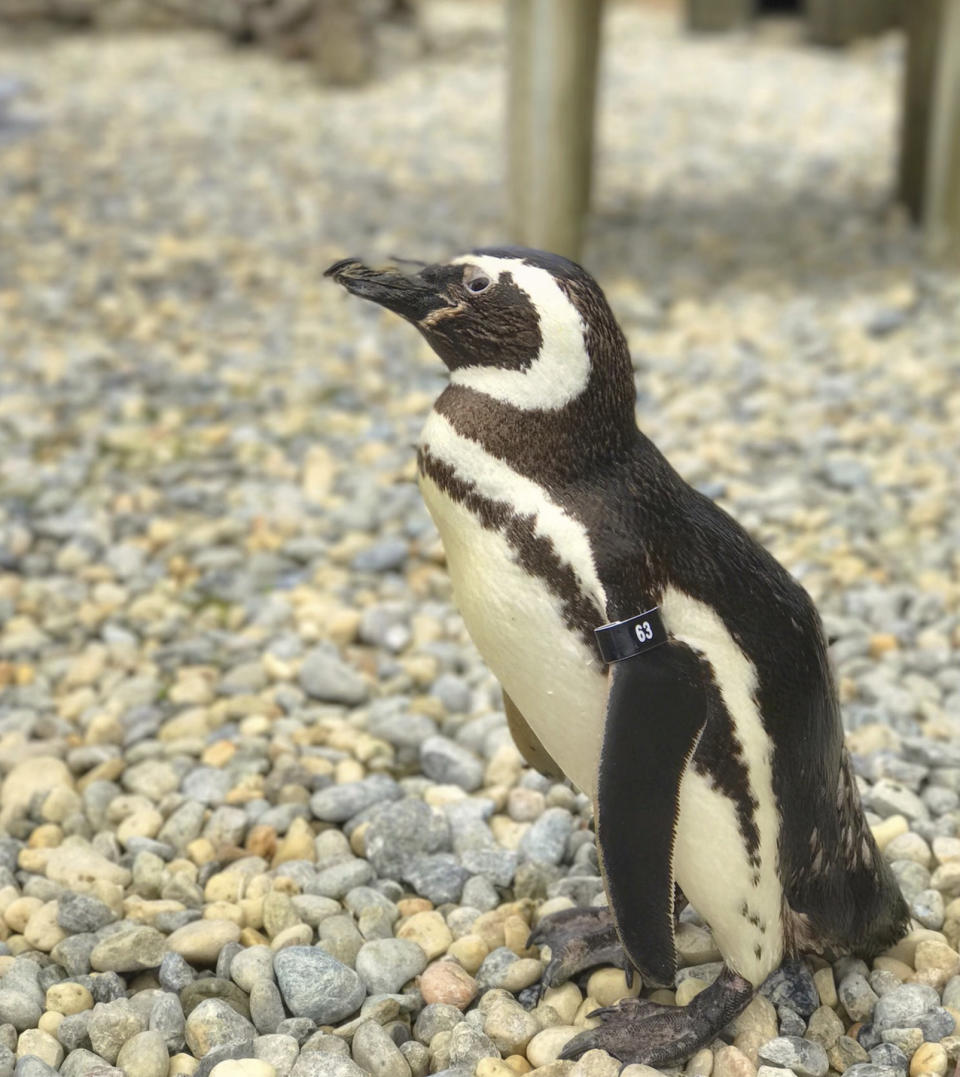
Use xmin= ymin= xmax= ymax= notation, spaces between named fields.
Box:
xmin=0 ymin=0 xmax=958 ymax=738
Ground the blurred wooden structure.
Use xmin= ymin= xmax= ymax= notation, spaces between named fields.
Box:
xmin=508 ymin=0 xmax=960 ymax=258
xmin=506 ymin=0 xmax=601 ymax=260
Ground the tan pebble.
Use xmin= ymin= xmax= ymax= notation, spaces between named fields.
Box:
xmin=535 ymin=898 xmax=577 ymax=922
xmin=569 ymin=1048 xmax=621 ymax=1077
xmin=500 ymin=957 xmax=544 ymax=993
xmin=526 ymin=1026 xmax=581 ymax=1068
xmin=204 ymin=871 xmax=246 ymax=903
xmin=491 ymin=815 xmax=530 ymax=850
xmin=397 ymin=897 xmax=433 ymax=917
xmin=272 ymin=817 xmax=316 ymax=865
xmin=885 ymin=928 xmax=948 ymax=967
xmin=423 ymin=784 xmax=468 ymax=808
xmin=646 ymin=990 xmax=674 ymax=1005
xmin=270 ymin=923 xmax=313 ymax=950
xmin=486 ymin=743 xmax=524 ymax=786
xmin=38 ymin=1011 xmax=62 ymax=1037
xmin=419 ymin=960 xmax=477 ymax=1009
xmin=245 ymin=825 xmax=278 ymax=860
xmin=528 ymin=1063 xmax=577 ymax=1076
xmin=167 ymin=919 xmax=241 ymax=965
xmin=203 ymin=902 xmax=243 ymax=926
xmin=574 ymin=998 xmax=603 ymax=1028
xmin=931 ymin=862 xmax=960 ymax=895
xmin=869 ymin=633 xmax=899 ymax=658
xmin=874 ymin=956 xmax=913 ymax=980
xmin=28 ymin=824 xmax=63 ymax=849
xmin=871 ymin=815 xmax=909 ymax=851
xmin=587 ymin=967 xmax=638 ymax=1008
xmin=912 ymin=939 xmax=960 ymax=987
xmin=534 ymin=1003 xmax=564 ymax=1029
xmin=188 ymin=838 xmax=217 ymax=867
xmin=16 ymin=848 xmax=50 ymax=874
xmin=505 ymin=1056 xmax=533 ymax=1074
xmin=686 ymin=1047 xmax=714 ymax=1077
xmin=239 ymin=927 xmax=270 ymax=947
xmin=335 ymin=758 xmax=365 ymax=784
xmin=4 ymin=896 xmax=42 ymax=933
xmin=0 ymin=756 xmax=73 ymax=826
xmin=239 ymin=898 xmax=264 ymax=930
xmin=676 ymin=978 xmax=708 ymax=1006
xmin=16 ymin=1028 xmax=63 ymax=1067
xmin=713 ymin=1045 xmax=757 ymax=1077
xmin=910 ymin=1042 xmax=948 ymax=1077
xmin=209 ymin=1061 xmax=277 ymax=1077
xmin=504 ymin=914 xmax=534 ymax=955
xmin=170 ymin=1052 xmax=200 ymax=1076
xmin=476 ymin=1061 xmax=518 ymax=1077
xmin=621 ymin=1067 xmax=669 ymax=1077
xmin=542 ymin=983 xmax=583 ymax=1025
xmin=934 ymin=838 xmax=960 ymax=864
xmin=397 ymin=910 xmax=453 ymax=961
xmin=202 ymin=740 xmax=236 ymax=767
xmin=814 ymin=966 xmax=838 ymax=1008
xmin=41 ymin=786 xmax=82 ymax=824
xmin=24 ymin=900 xmax=66 ymax=951
xmin=349 ymin=821 xmax=369 ymax=857
xmin=46 ymin=982 xmax=93 ymax=1014
xmin=447 ymin=933 xmax=488 ymax=973
xmin=675 ymin=922 xmax=721 ymax=964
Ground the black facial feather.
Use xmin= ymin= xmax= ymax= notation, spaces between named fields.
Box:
xmin=421 ymin=272 xmax=543 ymax=372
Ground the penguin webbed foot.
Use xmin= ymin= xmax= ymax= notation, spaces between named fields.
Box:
xmin=527 ymin=905 xmax=628 ymax=998
xmin=559 ymin=966 xmax=754 ymax=1069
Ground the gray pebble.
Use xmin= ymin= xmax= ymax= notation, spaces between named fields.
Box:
xmin=230 ymin=946 xmax=275 ymax=993
xmin=352 ymin=537 xmax=409 ymax=574
xmin=520 ymin=807 xmax=573 ymax=865
xmin=299 ymin=646 xmax=369 ymax=705
xmin=365 ymin=798 xmax=451 ymax=878
xmin=311 ymin=858 xmax=375 ymax=899
xmin=839 ymin=973 xmax=880 ymax=1022
xmin=274 ymin=946 xmax=365 ymax=1024
xmin=869 ymin=1043 xmax=908 ymax=1073
xmin=88 ymin=999 xmax=147 ymax=1063
xmin=194 ymin=1040 xmax=255 ymax=1077
xmin=184 ymin=998 xmax=256 ymax=1056
xmin=250 ymin=980 xmax=286 ymax=1035
xmin=419 ymin=736 xmax=484 ymax=791
xmin=159 ymin=952 xmax=195 ymax=993
xmin=310 ymin=775 xmax=401 ymax=823
xmin=0 ymin=992 xmax=41 ymax=1033
xmin=355 ymin=939 xmax=427 ymax=995
xmin=57 ymin=1011 xmax=93 ymax=1051
xmin=759 ymin=961 xmax=820 ymax=1018
xmin=413 ymin=1003 xmax=464 ymax=1044
xmin=17 ymin=1058 xmax=61 ymax=1077
xmin=403 ymin=854 xmax=469 ymax=904
xmin=461 ymin=875 xmax=500 ymax=912
xmin=351 ymin=1020 xmax=411 ymax=1077
xmin=290 ymin=1055 xmax=367 ymax=1077
xmin=253 ymin=1034 xmax=300 ymax=1077
xmin=447 ymin=1022 xmax=501 ymax=1066
xmin=149 ymin=992 xmax=185 ymax=1052
xmin=757 ymin=1036 xmax=829 ymax=1077
xmin=274 ymin=1018 xmax=316 ymax=1044
xmin=57 ymin=893 xmax=117 ymax=934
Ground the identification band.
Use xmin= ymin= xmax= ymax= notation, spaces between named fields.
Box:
xmin=595 ymin=607 xmax=668 ymax=664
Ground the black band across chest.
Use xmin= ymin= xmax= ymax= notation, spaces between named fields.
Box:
xmin=595 ymin=607 xmax=669 ymax=664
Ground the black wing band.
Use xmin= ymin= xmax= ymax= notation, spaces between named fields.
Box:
xmin=595 ymin=607 xmax=668 ymax=664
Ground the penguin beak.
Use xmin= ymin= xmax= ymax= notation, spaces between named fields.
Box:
xmin=325 ymin=257 xmax=449 ymax=324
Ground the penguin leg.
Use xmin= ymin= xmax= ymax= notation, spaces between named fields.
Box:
xmin=560 ymin=964 xmax=754 ymax=1067
xmin=527 ymin=906 xmax=627 ymax=996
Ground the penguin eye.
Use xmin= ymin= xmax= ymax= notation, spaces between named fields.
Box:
xmin=466 ymin=276 xmax=490 ymax=295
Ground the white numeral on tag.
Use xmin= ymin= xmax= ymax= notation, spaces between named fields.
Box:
xmin=634 ymin=621 xmax=654 ymax=643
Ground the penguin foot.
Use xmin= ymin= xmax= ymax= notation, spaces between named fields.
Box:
xmin=527 ymin=906 xmax=627 ymax=997
xmin=559 ymin=966 xmax=754 ymax=1069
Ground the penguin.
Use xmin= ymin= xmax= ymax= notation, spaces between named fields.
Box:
xmin=325 ymin=247 xmax=908 ymax=1066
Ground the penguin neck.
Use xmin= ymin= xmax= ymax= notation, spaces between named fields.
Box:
xmin=430 ymin=368 xmax=641 ymax=488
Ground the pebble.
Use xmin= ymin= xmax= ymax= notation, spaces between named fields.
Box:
xmin=351 ymin=1020 xmax=411 ymax=1077
xmin=355 ymin=938 xmax=428 ymax=994
xmin=184 ymin=1000 xmax=256 ymax=1057
xmin=273 ymin=947 xmax=365 ymax=1024
xmin=115 ymin=1030 xmax=169 ymax=1077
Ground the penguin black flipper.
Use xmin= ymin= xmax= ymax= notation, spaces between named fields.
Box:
xmin=596 ymin=641 xmax=709 ymax=988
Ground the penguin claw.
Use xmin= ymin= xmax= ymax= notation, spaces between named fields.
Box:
xmin=527 ymin=905 xmax=626 ymax=998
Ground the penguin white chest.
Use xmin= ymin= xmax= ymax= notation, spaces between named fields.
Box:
xmin=417 ymin=416 xmax=608 ymax=797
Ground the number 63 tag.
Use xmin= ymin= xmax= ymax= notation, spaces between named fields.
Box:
xmin=594 ymin=607 xmax=668 ymax=664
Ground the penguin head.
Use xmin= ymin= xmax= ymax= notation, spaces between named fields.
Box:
xmin=326 ymin=246 xmax=633 ymax=415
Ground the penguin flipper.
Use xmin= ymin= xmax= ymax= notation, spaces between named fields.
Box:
xmin=596 ymin=641 xmax=709 ymax=988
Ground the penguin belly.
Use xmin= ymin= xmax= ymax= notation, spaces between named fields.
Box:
xmin=663 ymin=585 xmax=786 ymax=986
xmin=418 ymin=471 xmax=608 ymax=798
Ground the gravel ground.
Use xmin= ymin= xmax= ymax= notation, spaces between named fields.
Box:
xmin=1 ymin=4 xmax=959 ymax=1077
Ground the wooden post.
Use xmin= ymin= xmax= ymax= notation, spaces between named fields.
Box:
xmin=507 ymin=0 xmax=602 ymax=261
xmin=900 ymin=0 xmax=960 ymax=254
xmin=806 ymin=0 xmax=899 ymax=46
xmin=686 ymin=0 xmax=752 ymax=33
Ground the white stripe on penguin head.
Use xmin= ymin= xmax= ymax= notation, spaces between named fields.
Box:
xmin=448 ymin=254 xmax=591 ymax=411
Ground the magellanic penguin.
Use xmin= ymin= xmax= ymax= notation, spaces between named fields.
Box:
xmin=326 ymin=248 xmax=909 ymax=1066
